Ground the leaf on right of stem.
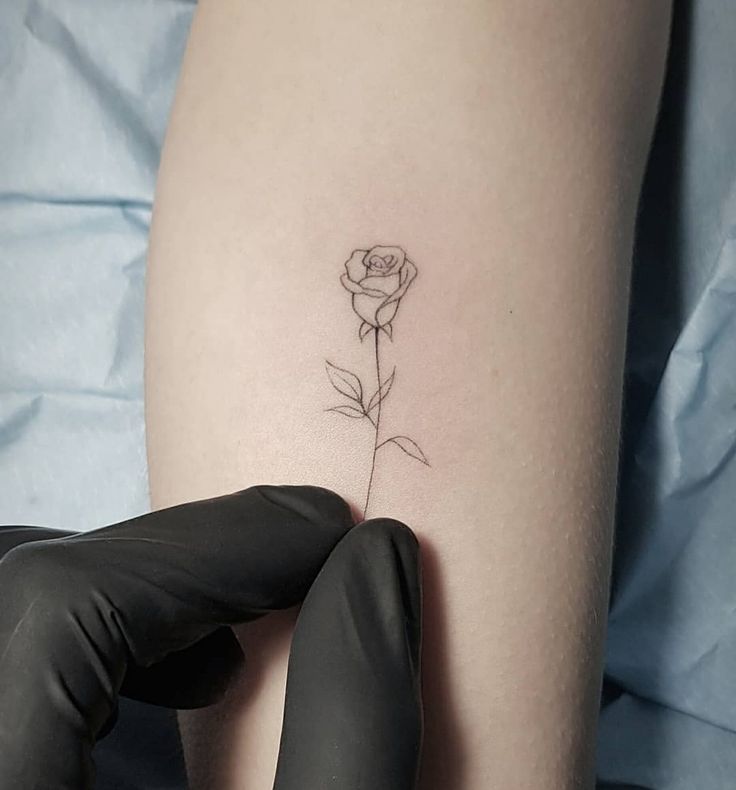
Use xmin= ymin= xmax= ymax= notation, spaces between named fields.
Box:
xmin=366 ymin=367 xmax=396 ymax=414
xmin=381 ymin=435 xmax=430 ymax=465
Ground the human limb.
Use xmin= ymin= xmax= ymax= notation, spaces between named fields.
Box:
xmin=144 ymin=1 xmax=673 ymax=787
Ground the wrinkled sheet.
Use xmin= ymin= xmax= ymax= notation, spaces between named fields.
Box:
xmin=0 ymin=1 xmax=733 ymax=788
xmin=0 ymin=1 xmax=194 ymax=787
xmin=598 ymin=2 xmax=736 ymax=787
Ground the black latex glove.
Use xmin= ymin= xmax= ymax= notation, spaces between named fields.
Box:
xmin=0 ymin=485 xmax=423 ymax=789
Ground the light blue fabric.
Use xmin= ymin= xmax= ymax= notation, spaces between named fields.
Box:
xmin=0 ymin=1 xmax=733 ymax=788
xmin=597 ymin=2 xmax=736 ymax=787
xmin=0 ymin=0 xmax=193 ymax=528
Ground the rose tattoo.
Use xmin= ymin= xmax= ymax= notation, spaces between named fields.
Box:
xmin=325 ymin=245 xmax=429 ymax=516
xmin=340 ymin=246 xmax=418 ymax=340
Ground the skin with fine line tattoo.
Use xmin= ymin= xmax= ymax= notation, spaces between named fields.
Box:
xmin=325 ymin=245 xmax=430 ymax=516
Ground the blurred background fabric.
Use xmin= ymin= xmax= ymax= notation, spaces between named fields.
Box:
xmin=598 ymin=2 xmax=736 ymax=787
xmin=0 ymin=1 xmax=733 ymax=788
xmin=0 ymin=1 xmax=194 ymax=787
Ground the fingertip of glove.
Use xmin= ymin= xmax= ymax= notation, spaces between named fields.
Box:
xmin=251 ymin=484 xmax=355 ymax=535
xmin=329 ymin=518 xmax=422 ymax=618
xmin=352 ymin=517 xmax=420 ymax=561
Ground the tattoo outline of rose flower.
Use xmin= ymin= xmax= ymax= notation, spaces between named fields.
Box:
xmin=325 ymin=245 xmax=429 ymax=515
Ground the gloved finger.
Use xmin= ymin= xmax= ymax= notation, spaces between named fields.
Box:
xmin=0 ymin=525 xmax=76 ymax=555
xmin=0 ymin=525 xmax=245 ymax=710
xmin=96 ymin=626 xmax=246 ymax=742
xmin=0 ymin=484 xmax=354 ymax=790
xmin=273 ymin=518 xmax=423 ymax=790
xmin=0 ymin=526 xmax=126 ymax=742
xmin=119 ymin=624 xmax=244 ymax=709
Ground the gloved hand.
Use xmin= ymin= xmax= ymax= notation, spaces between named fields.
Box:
xmin=0 ymin=485 xmax=423 ymax=789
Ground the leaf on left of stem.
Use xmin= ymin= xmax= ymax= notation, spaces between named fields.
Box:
xmin=325 ymin=405 xmax=366 ymax=419
xmin=325 ymin=360 xmax=363 ymax=404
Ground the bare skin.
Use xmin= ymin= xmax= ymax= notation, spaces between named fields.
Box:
xmin=144 ymin=1 xmax=673 ymax=787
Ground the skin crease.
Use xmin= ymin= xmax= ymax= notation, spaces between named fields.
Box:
xmin=143 ymin=2 xmax=673 ymax=788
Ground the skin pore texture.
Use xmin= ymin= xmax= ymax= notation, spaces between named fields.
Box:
xmin=144 ymin=1 xmax=673 ymax=788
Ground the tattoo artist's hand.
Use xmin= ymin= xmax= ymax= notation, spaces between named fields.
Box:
xmin=0 ymin=485 xmax=423 ymax=789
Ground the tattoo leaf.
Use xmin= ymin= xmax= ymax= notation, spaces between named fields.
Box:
xmin=359 ymin=322 xmax=373 ymax=341
xmin=379 ymin=435 xmax=430 ymax=466
xmin=325 ymin=360 xmax=363 ymax=403
xmin=326 ymin=405 xmax=366 ymax=419
xmin=366 ymin=367 xmax=396 ymax=414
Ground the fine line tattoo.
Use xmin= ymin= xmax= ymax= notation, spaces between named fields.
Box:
xmin=325 ymin=245 xmax=430 ymax=515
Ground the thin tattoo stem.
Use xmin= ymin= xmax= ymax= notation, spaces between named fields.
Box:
xmin=324 ymin=246 xmax=429 ymax=520
xmin=364 ymin=327 xmax=381 ymax=515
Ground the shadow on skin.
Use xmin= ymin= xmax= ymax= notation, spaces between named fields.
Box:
xmin=417 ymin=534 xmax=467 ymax=789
